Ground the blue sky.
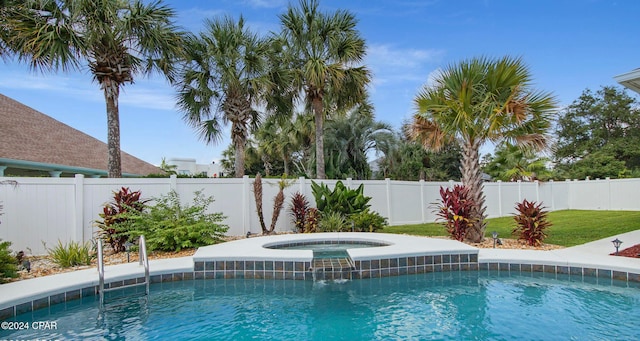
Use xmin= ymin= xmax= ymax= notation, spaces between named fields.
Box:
xmin=1 ymin=0 xmax=638 ymax=167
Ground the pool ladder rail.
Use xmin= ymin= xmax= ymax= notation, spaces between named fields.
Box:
xmin=97 ymin=235 xmax=150 ymax=305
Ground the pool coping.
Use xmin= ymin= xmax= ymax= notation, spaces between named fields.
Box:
xmin=2 ymin=232 xmax=640 ymax=320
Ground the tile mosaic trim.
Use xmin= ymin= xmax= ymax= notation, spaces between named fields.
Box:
xmin=4 ymin=255 xmax=640 ymax=321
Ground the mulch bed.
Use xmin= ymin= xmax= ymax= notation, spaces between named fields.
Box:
xmin=611 ymin=244 xmax=640 ymax=258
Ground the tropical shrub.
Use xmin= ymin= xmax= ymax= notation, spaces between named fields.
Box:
xmin=512 ymin=199 xmax=552 ymax=246
xmin=289 ymin=192 xmax=310 ymax=232
xmin=304 ymin=208 xmax=320 ymax=233
xmin=311 ymin=180 xmax=371 ymax=216
xmin=46 ymin=240 xmax=95 ymax=268
xmin=123 ymin=190 xmax=228 ymax=252
xmin=318 ymin=211 xmax=349 ymax=232
xmin=0 ymin=239 xmax=18 ymax=283
xmin=435 ymin=185 xmax=476 ymax=241
xmin=95 ymin=187 xmax=149 ymax=252
xmin=351 ymin=210 xmax=388 ymax=232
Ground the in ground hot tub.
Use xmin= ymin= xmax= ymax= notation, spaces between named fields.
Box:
xmin=192 ymin=232 xmax=479 ymax=281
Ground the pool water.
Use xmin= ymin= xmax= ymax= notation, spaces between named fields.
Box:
xmin=272 ymin=241 xmax=381 ymax=259
xmin=2 ymin=272 xmax=640 ymax=340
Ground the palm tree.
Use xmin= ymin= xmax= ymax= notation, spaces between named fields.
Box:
xmin=324 ymin=104 xmax=393 ymax=179
xmin=176 ymin=16 xmax=275 ymax=178
xmin=483 ymin=143 xmax=551 ymax=181
xmin=6 ymin=0 xmax=184 ymax=177
xmin=410 ymin=56 xmax=556 ymax=242
xmin=278 ymin=0 xmax=370 ymax=179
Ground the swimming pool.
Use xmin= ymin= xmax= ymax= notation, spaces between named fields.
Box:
xmin=2 ymin=272 xmax=639 ymax=340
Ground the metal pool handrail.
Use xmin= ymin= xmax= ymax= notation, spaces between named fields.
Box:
xmin=97 ymin=235 xmax=150 ymax=305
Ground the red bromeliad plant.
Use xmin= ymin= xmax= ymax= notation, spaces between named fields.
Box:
xmin=289 ymin=192 xmax=310 ymax=233
xmin=512 ymin=199 xmax=552 ymax=246
xmin=435 ymin=185 xmax=475 ymax=241
xmin=96 ymin=187 xmax=149 ymax=252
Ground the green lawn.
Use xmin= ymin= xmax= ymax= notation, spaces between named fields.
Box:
xmin=384 ymin=210 xmax=640 ymax=247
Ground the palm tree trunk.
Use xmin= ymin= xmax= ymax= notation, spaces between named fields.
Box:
xmin=233 ymin=124 xmax=245 ymax=178
xmin=461 ymin=140 xmax=486 ymax=242
xmin=281 ymin=151 xmax=290 ymax=176
xmin=103 ymin=79 xmax=122 ymax=178
xmin=311 ymin=95 xmax=325 ymax=179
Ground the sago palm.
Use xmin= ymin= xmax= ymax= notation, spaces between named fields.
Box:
xmin=176 ymin=16 xmax=274 ymax=178
xmin=410 ymin=56 xmax=556 ymax=242
xmin=6 ymin=0 xmax=184 ymax=177
xmin=278 ymin=0 xmax=370 ymax=179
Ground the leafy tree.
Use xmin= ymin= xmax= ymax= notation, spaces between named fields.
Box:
xmin=277 ymin=0 xmax=371 ymax=179
xmin=553 ymin=86 xmax=640 ymax=178
xmin=176 ymin=16 xmax=273 ymax=178
xmin=483 ymin=143 xmax=551 ymax=181
xmin=410 ymin=56 xmax=556 ymax=242
xmin=324 ymin=104 xmax=393 ymax=179
xmin=376 ymin=125 xmax=461 ymax=181
xmin=7 ymin=0 xmax=185 ymax=177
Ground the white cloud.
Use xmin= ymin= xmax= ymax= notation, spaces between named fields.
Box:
xmin=243 ymin=0 xmax=287 ymax=9
xmin=366 ymin=44 xmax=445 ymax=85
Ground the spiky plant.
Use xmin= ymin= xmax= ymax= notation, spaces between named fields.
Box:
xmin=289 ymin=192 xmax=310 ymax=232
xmin=435 ymin=185 xmax=476 ymax=241
xmin=512 ymin=199 xmax=552 ymax=246
xmin=304 ymin=208 xmax=320 ymax=233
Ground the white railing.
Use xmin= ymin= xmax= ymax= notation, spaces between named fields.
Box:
xmin=97 ymin=235 xmax=149 ymax=305
xmin=2 ymin=175 xmax=639 ymax=254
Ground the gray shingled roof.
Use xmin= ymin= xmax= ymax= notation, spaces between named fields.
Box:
xmin=0 ymin=93 xmax=161 ymax=176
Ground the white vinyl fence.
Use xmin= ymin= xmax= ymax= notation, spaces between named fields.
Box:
xmin=1 ymin=175 xmax=639 ymax=254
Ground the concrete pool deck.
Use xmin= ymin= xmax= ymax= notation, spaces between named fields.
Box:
xmin=1 ymin=231 xmax=640 ymax=320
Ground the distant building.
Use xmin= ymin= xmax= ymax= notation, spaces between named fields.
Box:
xmin=0 ymin=93 xmax=161 ymax=177
xmin=167 ymin=158 xmax=224 ymax=178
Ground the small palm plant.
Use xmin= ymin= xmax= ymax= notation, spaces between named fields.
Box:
xmin=512 ymin=199 xmax=552 ymax=246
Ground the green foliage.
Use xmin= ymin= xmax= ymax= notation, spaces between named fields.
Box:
xmin=122 ymin=190 xmax=228 ymax=252
xmin=95 ymin=187 xmax=149 ymax=253
xmin=0 ymin=239 xmax=18 ymax=283
xmin=435 ymin=185 xmax=476 ymax=241
xmin=377 ymin=132 xmax=462 ymax=181
xmin=483 ymin=143 xmax=551 ymax=181
xmin=318 ymin=211 xmax=349 ymax=232
xmin=289 ymin=192 xmax=310 ymax=232
xmin=323 ymin=107 xmax=394 ymax=180
xmin=554 ymin=86 xmax=640 ymax=179
xmin=350 ymin=210 xmax=388 ymax=232
xmin=46 ymin=240 xmax=95 ymax=268
xmin=512 ymin=200 xmax=552 ymax=246
xmin=311 ymin=180 xmax=371 ymax=216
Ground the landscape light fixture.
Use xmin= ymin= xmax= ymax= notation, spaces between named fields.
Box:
xmin=246 ymin=231 xmax=252 ymax=238
xmin=124 ymin=241 xmax=133 ymax=263
xmin=612 ymin=238 xmax=623 ymax=256
xmin=492 ymin=231 xmax=498 ymax=248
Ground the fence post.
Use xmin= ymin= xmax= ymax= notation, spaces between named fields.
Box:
xmin=169 ymin=174 xmax=177 ymax=191
xmin=385 ymin=178 xmax=393 ymax=225
xmin=298 ymin=177 xmax=306 ymax=196
xmin=606 ymin=177 xmax=611 ymax=210
xmin=549 ymin=180 xmax=555 ymax=211
xmin=535 ymin=180 xmax=540 ymax=202
xmin=496 ymin=180 xmax=502 ymax=217
xmin=243 ymin=175 xmax=251 ymax=235
xmin=420 ymin=179 xmax=426 ymax=223
xmin=74 ymin=174 xmax=85 ymax=243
